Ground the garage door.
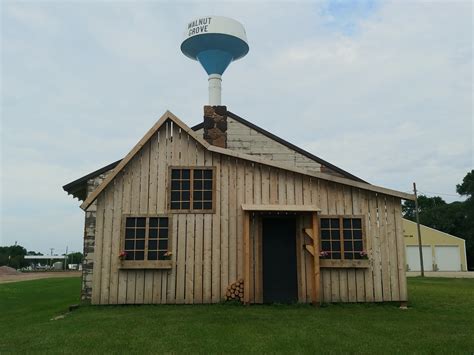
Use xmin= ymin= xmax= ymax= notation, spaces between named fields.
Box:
xmin=435 ymin=246 xmax=461 ymax=271
xmin=406 ymin=246 xmax=433 ymax=271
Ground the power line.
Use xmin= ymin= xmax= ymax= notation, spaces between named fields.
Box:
xmin=418 ymin=190 xmax=461 ymax=198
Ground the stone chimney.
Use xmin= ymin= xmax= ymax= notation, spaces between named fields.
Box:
xmin=203 ymin=105 xmax=227 ymax=148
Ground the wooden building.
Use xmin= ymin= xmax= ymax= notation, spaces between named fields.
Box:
xmin=64 ymin=106 xmax=414 ymax=305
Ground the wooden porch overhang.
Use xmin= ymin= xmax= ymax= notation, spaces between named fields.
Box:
xmin=241 ymin=204 xmax=321 ymax=306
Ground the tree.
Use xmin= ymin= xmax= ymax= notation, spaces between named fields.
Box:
xmin=66 ymin=252 xmax=83 ymax=264
xmin=0 ymin=245 xmax=28 ymax=269
xmin=456 ymin=169 xmax=474 ymax=200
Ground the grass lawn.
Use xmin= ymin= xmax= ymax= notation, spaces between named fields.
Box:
xmin=1 ymin=277 xmax=473 ymax=354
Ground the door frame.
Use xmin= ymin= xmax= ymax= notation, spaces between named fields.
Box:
xmin=242 ymin=205 xmax=321 ymax=305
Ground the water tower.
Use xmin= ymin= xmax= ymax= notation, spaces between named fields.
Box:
xmin=181 ymin=16 xmax=249 ymax=105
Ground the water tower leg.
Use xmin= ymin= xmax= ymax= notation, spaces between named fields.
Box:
xmin=208 ymin=74 xmax=222 ymax=105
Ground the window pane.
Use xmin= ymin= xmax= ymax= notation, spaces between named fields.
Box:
xmin=343 ymin=230 xmax=352 ymax=240
xmin=149 ymin=229 xmax=158 ymax=239
xmin=126 ymin=218 xmax=135 ymax=228
xmin=126 ymin=251 xmax=134 ymax=260
xmin=203 ymin=202 xmax=212 ymax=210
xmin=171 ymin=169 xmax=180 ymax=179
xmin=332 ymin=241 xmax=341 ymax=251
xmin=148 ymin=240 xmax=157 ymax=250
xmin=203 ymin=191 xmax=212 ymax=200
xmin=149 ymin=218 xmax=158 ymax=228
xmin=159 ymin=228 xmax=168 ymax=238
xmin=320 ymin=218 xmax=330 ymax=229
xmin=331 ymin=230 xmax=340 ymax=239
xmin=344 ymin=241 xmax=353 ymax=251
xmin=331 ymin=218 xmax=340 ymax=228
xmin=171 ymin=191 xmax=180 ymax=202
xmin=158 ymin=239 xmax=168 ymax=250
xmin=125 ymin=229 xmax=135 ymax=239
xmin=136 ymin=218 xmax=146 ymax=228
xmin=182 ymin=202 xmax=190 ymax=209
xmin=353 ymin=229 xmax=362 ymax=239
xmin=170 ymin=202 xmax=180 ymax=209
xmin=125 ymin=240 xmax=134 ymax=250
xmin=136 ymin=240 xmax=145 ymax=250
xmin=203 ymin=180 xmax=212 ymax=189
xmin=135 ymin=251 xmax=144 ymax=260
xmin=148 ymin=251 xmax=158 ymax=260
xmin=171 ymin=180 xmax=180 ymax=190
xmin=352 ymin=219 xmax=362 ymax=229
xmin=204 ymin=170 xmax=213 ymax=179
xmin=321 ymin=230 xmax=330 ymax=240
xmin=194 ymin=191 xmax=203 ymax=201
xmin=159 ymin=218 xmax=168 ymax=228
xmin=321 ymin=241 xmax=331 ymax=251
xmin=182 ymin=169 xmax=190 ymax=179
xmin=332 ymin=252 xmax=341 ymax=259
xmin=193 ymin=180 xmax=202 ymax=189
xmin=158 ymin=251 xmax=167 ymax=260
xmin=194 ymin=169 xmax=202 ymax=179
xmin=182 ymin=180 xmax=190 ymax=190
xmin=136 ymin=228 xmax=145 ymax=238
xmin=193 ymin=201 xmax=203 ymax=210
xmin=182 ymin=191 xmax=190 ymax=201
xmin=354 ymin=241 xmax=363 ymax=251
xmin=343 ymin=218 xmax=351 ymax=229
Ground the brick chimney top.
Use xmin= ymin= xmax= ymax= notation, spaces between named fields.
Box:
xmin=203 ymin=106 xmax=227 ymax=148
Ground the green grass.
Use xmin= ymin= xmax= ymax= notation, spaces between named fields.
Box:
xmin=1 ymin=277 xmax=473 ymax=354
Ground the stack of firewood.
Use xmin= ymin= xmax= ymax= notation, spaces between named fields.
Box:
xmin=225 ymin=279 xmax=244 ymax=302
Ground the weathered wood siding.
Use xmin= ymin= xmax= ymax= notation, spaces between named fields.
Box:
xmin=91 ymin=120 xmax=407 ymax=304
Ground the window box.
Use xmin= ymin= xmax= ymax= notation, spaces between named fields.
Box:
xmin=320 ymin=259 xmax=370 ymax=268
xmin=119 ymin=260 xmax=173 ymax=270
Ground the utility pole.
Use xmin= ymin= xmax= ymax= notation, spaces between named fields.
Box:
xmin=413 ymin=182 xmax=424 ymax=277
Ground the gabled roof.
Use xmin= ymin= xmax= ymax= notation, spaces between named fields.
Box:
xmin=79 ymin=110 xmax=414 ymax=211
xmin=193 ymin=111 xmax=367 ymax=183
xmin=64 ymin=109 xmax=365 ymax=200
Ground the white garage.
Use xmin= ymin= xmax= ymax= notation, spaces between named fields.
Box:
xmin=406 ymin=246 xmax=433 ymax=271
xmin=435 ymin=246 xmax=461 ymax=271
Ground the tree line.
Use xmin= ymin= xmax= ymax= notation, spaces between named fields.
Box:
xmin=0 ymin=245 xmax=83 ymax=269
xmin=402 ymin=170 xmax=474 ymax=270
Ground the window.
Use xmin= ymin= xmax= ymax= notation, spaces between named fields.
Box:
xmin=123 ymin=216 xmax=169 ymax=262
xmin=170 ymin=167 xmax=214 ymax=212
xmin=320 ymin=217 xmax=364 ymax=260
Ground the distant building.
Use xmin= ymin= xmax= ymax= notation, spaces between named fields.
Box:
xmin=404 ymin=219 xmax=467 ymax=272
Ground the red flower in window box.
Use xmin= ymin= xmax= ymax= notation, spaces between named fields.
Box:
xmin=163 ymin=251 xmax=173 ymax=260
xmin=359 ymin=251 xmax=368 ymax=259
xmin=119 ymin=251 xmax=127 ymax=261
xmin=319 ymin=251 xmax=330 ymax=259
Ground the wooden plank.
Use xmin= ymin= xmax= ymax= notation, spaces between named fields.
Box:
xmin=320 ymin=259 xmax=371 ymax=268
xmin=305 ymin=244 xmax=315 ymax=256
xmin=255 ymin=216 xmax=263 ymax=303
xmin=302 ymin=178 xmax=313 ymax=303
xmin=100 ymin=186 xmax=114 ymax=304
xmin=141 ymin=142 xmax=152 ymax=304
xmin=165 ymin=122 xmax=176 ymax=303
xmin=261 ymin=166 xmax=270 ymax=205
xmin=369 ymin=192 xmax=383 ymax=302
xmin=91 ymin=193 xmax=105 ymax=305
xmin=202 ymin=150 xmax=213 ymax=302
xmin=228 ymin=158 xmax=238 ymax=284
xmin=296 ymin=217 xmax=305 ymax=302
xmin=278 ymin=170 xmax=287 ymax=204
xmin=220 ymin=157 xmax=230 ymax=299
xmin=269 ymin=169 xmax=278 ymax=204
xmin=335 ymin=184 xmax=348 ymax=302
xmin=352 ymin=188 xmax=366 ymax=302
xmin=286 ymin=172 xmax=295 ymax=204
xmin=312 ymin=212 xmax=321 ymax=305
xmin=211 ymin=154 xmax=222 ymax=302
xmin=387 ymin=196 xmax=400 ymax=301
xmin=243 ymin=211 xmax=250 ymax=304
xmin=394 ymin=199 xmax=408 ymax=301
xmin=109 ymin=174 xmax=124 ymax=304
xmin=245 ymin=164 xmax=255 ymax=303
xmin=194 ymin=212 xmax=204 ymax=304
xmin=118 ymin=163 xmax=132 ymax=304
xmin=185 ymin=214 xmax=195 ymax=304
xmin=343 ymin=186 xmax=357 ymax=303
xmin=360 ymin=190 xmax=374 ymax=302
xmin=236 ymin=161 xmax=245 ymax=280
xmin=378 ymin=194 xmax=392 ymax=301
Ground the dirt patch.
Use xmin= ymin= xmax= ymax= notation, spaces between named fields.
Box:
xmin=0 ymin=266 xmax=20 ymax=276
xmin=0 ymin=271 xmax=81 ymax=284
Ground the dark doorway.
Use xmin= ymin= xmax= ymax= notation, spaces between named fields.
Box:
xmin=262 ymin=217 xmax=297 ymax=303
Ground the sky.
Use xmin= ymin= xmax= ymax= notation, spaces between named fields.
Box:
xmin=1 ymin=0 xmax=472 ymax=255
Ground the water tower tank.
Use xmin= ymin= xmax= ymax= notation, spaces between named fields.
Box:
xmin=181 ymin=16 xmax=249 ymax=105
